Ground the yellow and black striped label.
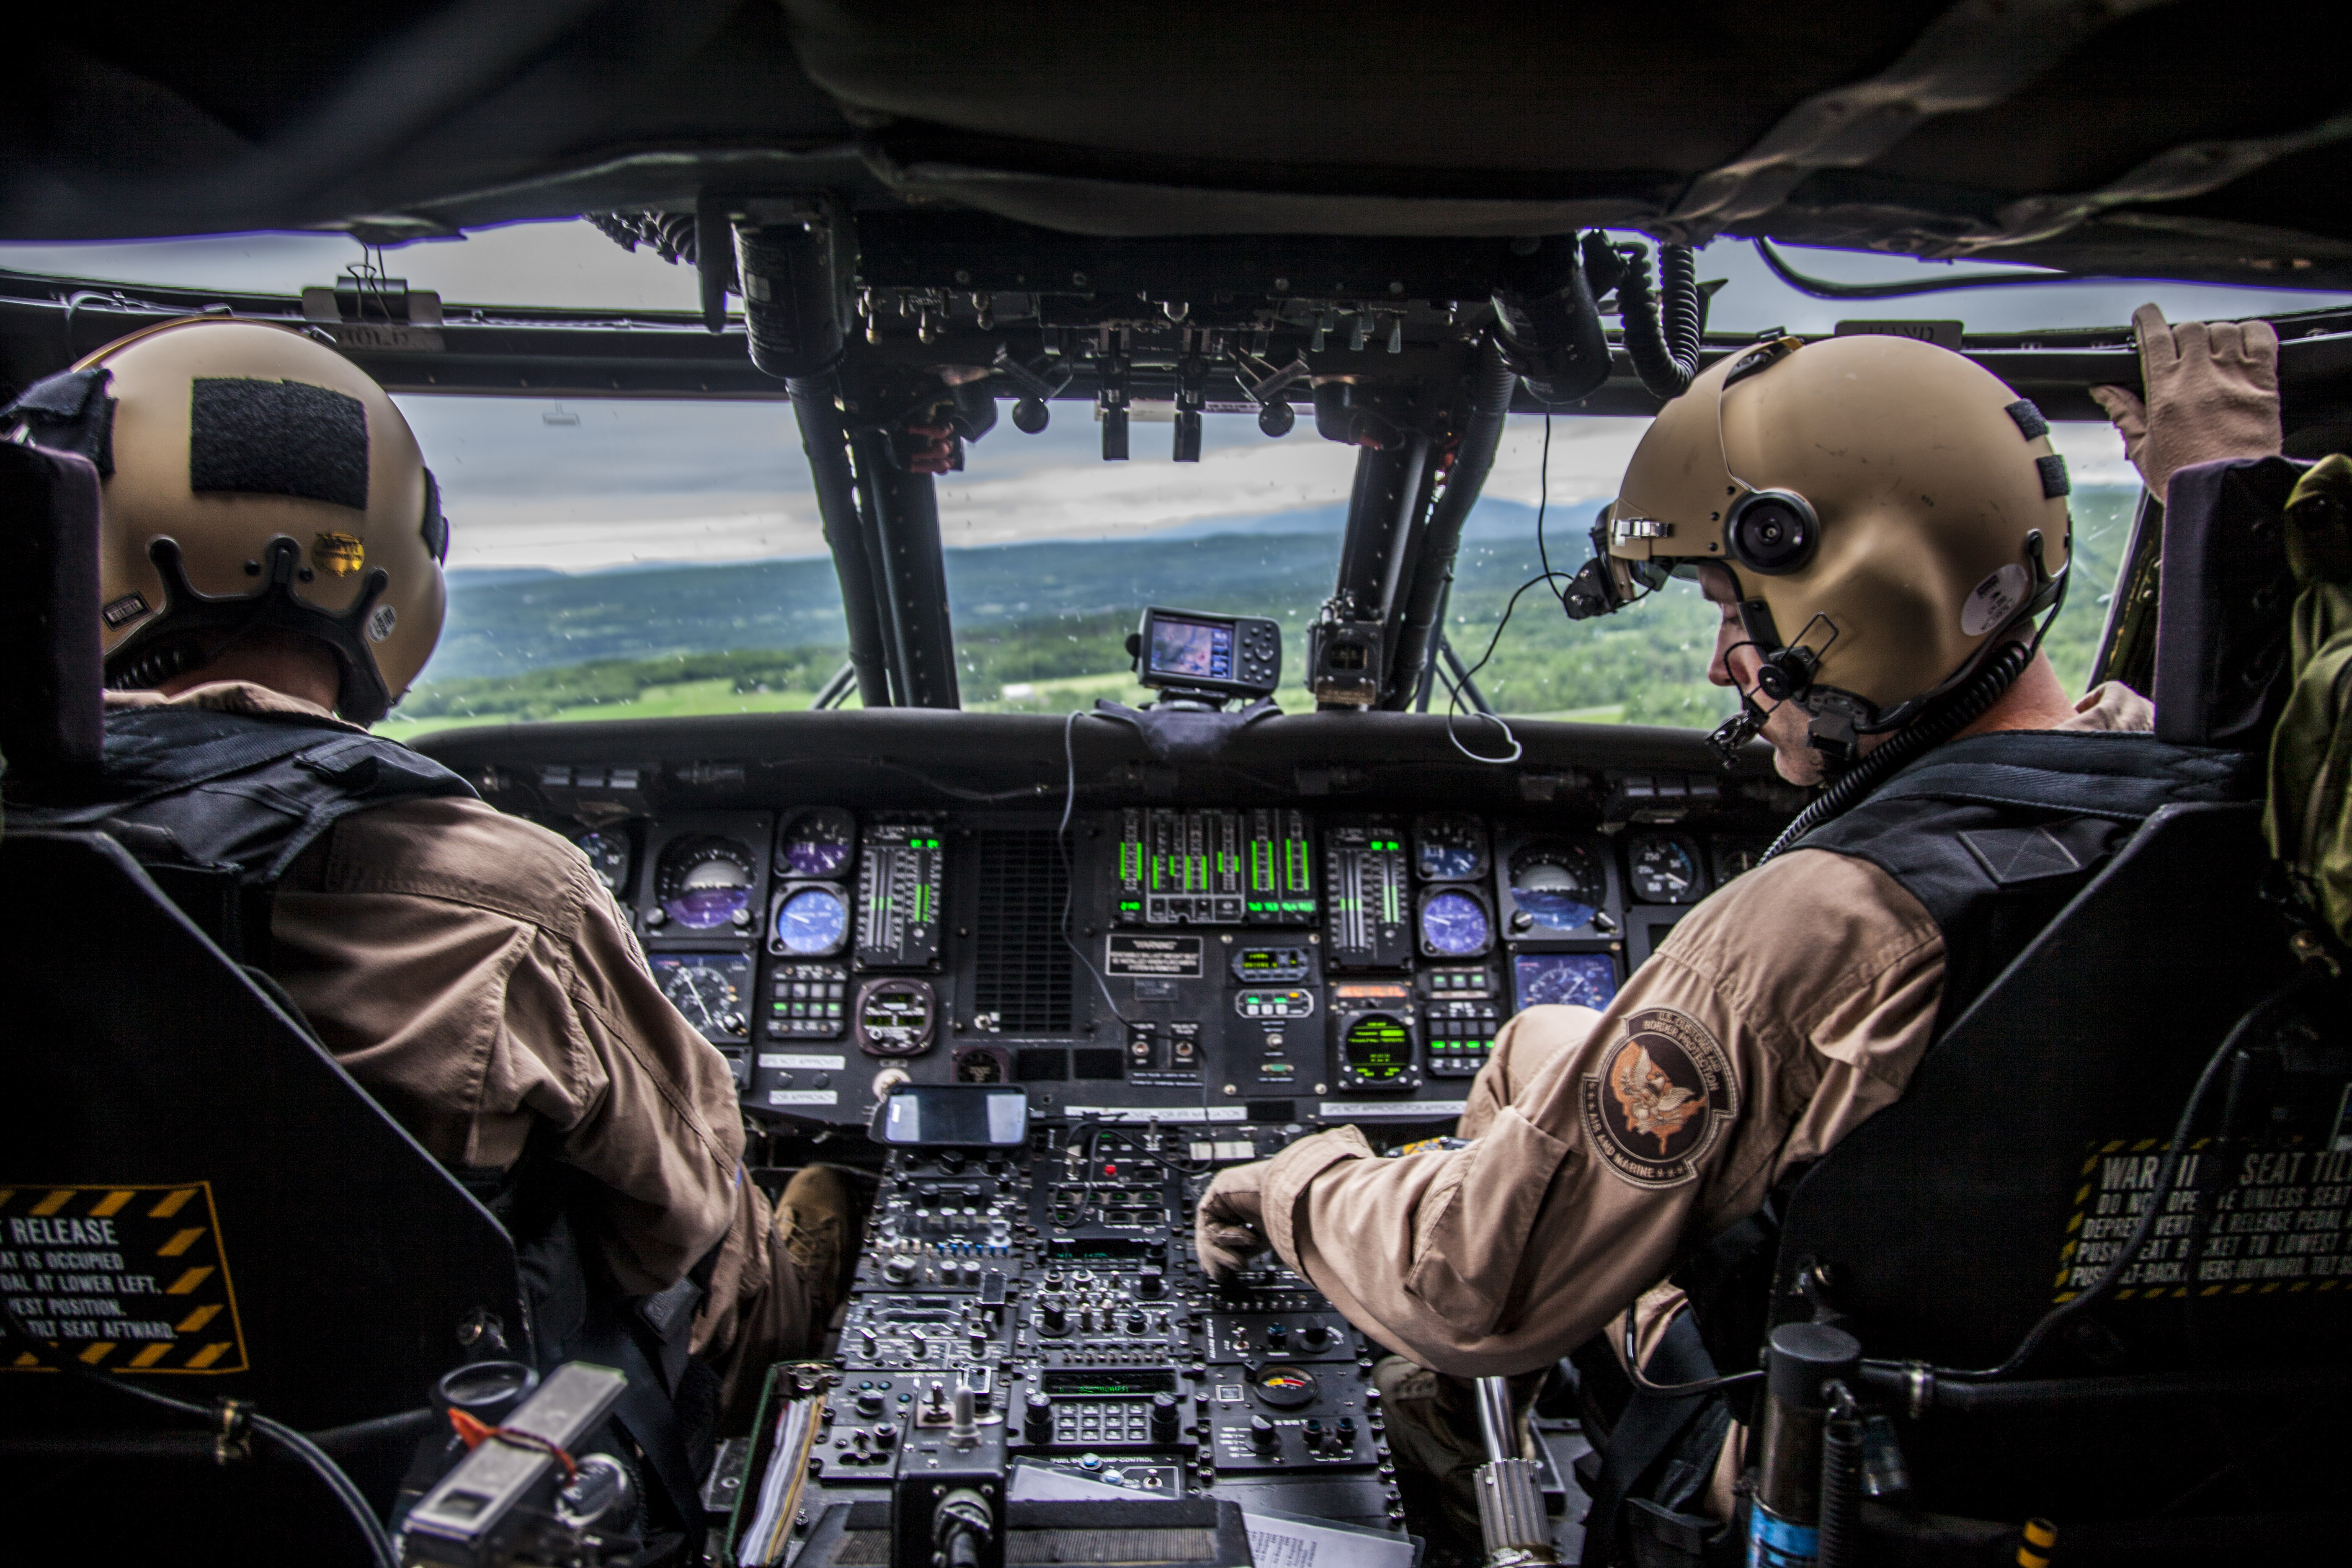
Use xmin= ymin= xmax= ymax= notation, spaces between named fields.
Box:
xmin=2 ymin=1183 xmax=248 ymax=1374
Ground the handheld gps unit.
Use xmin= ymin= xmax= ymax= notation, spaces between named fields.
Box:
xmin=1126 ymin=607 xmax=1282 ymax=707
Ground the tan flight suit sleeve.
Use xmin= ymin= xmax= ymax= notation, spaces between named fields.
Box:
xmin=1255 ymin=848 xmax=1946 ymax=1377
xmin=271 ymin=795 xmax=748 ymax=1296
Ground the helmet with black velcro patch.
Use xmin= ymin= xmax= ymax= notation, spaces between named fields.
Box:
xmin=3 ymin=317 xmax=448 ymax=724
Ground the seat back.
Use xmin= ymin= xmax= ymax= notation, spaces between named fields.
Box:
xmin=0 ymin=431 xmax=527 ymax=1557
xmin=0 ymin=442 xmax=102 ymax=786
xmin=2150 ymin=454 xmax=2306 ymax=749
xmin=1 ymin=830 xmax=526 ymax=1429
xmin=1770 ymin=800 xmax=2350 ymax=1524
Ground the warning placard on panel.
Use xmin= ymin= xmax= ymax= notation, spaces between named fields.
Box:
xmin=1104 ymin=935 xmax=1204 ymax=979
xmin=2051 ymin=1139 xmax=2352 ymax=1302
xmin=2 ymin=1183 xmax=248 ymax=1373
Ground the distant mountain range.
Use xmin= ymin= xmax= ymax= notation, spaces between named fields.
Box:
xmin=432 ymin=490 xmax=2133 ymax=683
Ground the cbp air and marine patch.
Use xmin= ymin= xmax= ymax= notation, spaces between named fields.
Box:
xmin=1580 ymin=1008 xmax=1737 ymax=1189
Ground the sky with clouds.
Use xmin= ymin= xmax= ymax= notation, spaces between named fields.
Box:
xmin=5 ymin=219 xmax=2337 ymax=571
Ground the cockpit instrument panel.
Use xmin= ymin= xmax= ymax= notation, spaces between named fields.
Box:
xmin=653 ymin=836 xmax=759 ymax=932
xmin=856 ymin=977 xmax=939 ymax=1056
xmin=650 ymin=952 xmax=751 ymax=1042
xmin=771 ymin=883 xmax=852 ymax=956
xmin=571 ymin=828 xmax=633 ymax=897
xmin=1322 ymin=816 xmax=1411 ymax=970
xmin=1334 ymin=999 xmax=1418 ymax=1092
xmin=510 ymin=752 xmax=1777 ymax=1127
xmin=778 ymin=806 xmax=858 ymax=879
xmin=1513 ymin=952 xmax=1620 ymax=1013
xmin=1501 ymin=837 xmax=1610 ymax=936
xmin=1412 ymin=812 xmax=1489 ymax=882
xmin=856 ymin=818 xmax=945 ymax=970
xmin=1626 ymin=834 xmax=1706 ymax=904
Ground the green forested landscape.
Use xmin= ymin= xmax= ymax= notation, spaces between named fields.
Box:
xmin=379 ymin=488 xmax=2137 ymax=743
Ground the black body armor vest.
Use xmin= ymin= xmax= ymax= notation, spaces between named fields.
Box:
xmin=1577 ymin=728 xmax=2263 ymax=1568
xmin=14 ymin=705 xmax=477 ymax=962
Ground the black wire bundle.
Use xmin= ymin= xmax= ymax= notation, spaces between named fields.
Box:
xmin=1616 ymin=241 xmax=1706 ymax=400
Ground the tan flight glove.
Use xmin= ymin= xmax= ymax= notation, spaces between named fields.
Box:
xmin=2089 ymin=303 xmax=2282 ymax=503
xmin=1194 ymin=1161 xmax=1270 ymax=1282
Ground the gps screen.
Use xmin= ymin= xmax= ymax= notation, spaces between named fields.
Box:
xmin=1148 ymin=616 xmax=1233 ymax=681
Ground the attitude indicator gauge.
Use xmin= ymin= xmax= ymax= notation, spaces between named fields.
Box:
xmin=650 ymin=953 xmax=750 ymax=1040
xmin=1627 ymin=836 xmax=1706 ymax=904
xmin=572 ymin=829 xmax=632 ymax=897
xmin=653 ymin=837 xmax=758 ymax=931
xmin=1412 ymin=813 xmax=1489 ymax=882
xmin=1506 ymin=841 xmax=1606 ymax=932
xmin=778 ymin=806 xmax=857 ymax=879
xmin=1416 ymin=887 xmax=1493 ymax=958
xmin=771 ymin=883 xmax=851 ymax=956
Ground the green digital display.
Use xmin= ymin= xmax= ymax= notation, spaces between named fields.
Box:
xmin=1047 ymin=1236 xmax=1159 ymax=1262
xmin=1343 ymin=1014 xmax=1411 ymax=1079
xmin=1041 ymin=1368 xmax=1179 ymax=1396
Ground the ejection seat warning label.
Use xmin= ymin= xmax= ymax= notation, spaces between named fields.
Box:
xmin=2 ymin=1184 xmax=247 ymax=1373
xmin=1105 ymin=935 xmax=1204 ymax=979
xmin=2053 ymin=1140 xmax=2352 ymax=1300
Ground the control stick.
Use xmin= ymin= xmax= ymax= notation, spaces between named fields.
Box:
xmin=1471 ymin=1376 xmax=1555 ymax=1566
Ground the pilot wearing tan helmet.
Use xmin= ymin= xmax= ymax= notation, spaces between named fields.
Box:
xmin=1193 ymin=309 xmax=2282 ymax=1554
xmin=6 ymin=317 xmax=851 ymax=1435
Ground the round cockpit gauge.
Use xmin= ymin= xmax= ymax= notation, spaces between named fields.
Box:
xmin=1714 ymin=839 xmax=1768 ymax=885
xmin=653 ymin=837 xmax=758 ymax=930
xmin=650 ymin=953 xmax=749 ymax=1039
xmin=778 ymin=807 xmax=857 ymax=879
xmin=1337 ymin=1011 xmax=1416 ymax=1089
xmin=572 ymin=829 xmax=632 ymax=897
xmin=1416 ymin=888 xmax=1493 ymax=957
xmin=1248 ymin=1364 xmax=1322 ymax=1410
xmin=1507 ymin=840 xmax=1606 ymax=931
xmin=1627 ymin=836 xmax=1705 ymax=904
xmin=1512 ymin=952 xmax=1619 ymax=1012
xmin=1412 ymin=812 xmax=1489 ymax=882
xmin=855 ymin=978 xmax=938 ymax=1057
xmin=772 ymin=884 xmax=851 ymax=956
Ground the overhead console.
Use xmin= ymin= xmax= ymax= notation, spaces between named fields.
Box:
xmin=419 ymin=710 xmax=1796 ymax=1132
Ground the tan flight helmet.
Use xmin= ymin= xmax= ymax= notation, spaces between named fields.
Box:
xmin=3 ymin=317 xmax=447 ymax=724
xmin=1574 ymin=333 xmax=2070 ymax=758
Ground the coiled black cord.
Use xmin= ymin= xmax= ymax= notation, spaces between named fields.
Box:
xmin=1817 ymin=1388 xmax=1865 ymax=1568
xmin=1756 ymin=640 xmax=2033 ymax=868
xmin=1617 ymin=241 xmax=1705 ymax=400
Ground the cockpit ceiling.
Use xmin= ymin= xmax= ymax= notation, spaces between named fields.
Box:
xmin=5 ymin=0 xmax=2348 ymax=288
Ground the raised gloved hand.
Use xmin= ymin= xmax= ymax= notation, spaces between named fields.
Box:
xmin=2089 ymin=303 xmax=2281 ymax=503
xmin=1194 ymin=1161 xmax=1270 ymax=1283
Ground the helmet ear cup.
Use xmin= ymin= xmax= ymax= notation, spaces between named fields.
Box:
xmin=1725 ymin=490 xmax=1819 ymax=575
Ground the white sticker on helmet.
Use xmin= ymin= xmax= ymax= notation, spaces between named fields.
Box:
xmin=1961 ymin=563 xmax=2029 ymax=637
xmin=367 ymin=603 xmax=398 ymax=643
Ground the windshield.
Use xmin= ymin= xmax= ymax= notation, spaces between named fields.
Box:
xmin=374 ymin=396 xmax=844 ymax=743
xmin=8 ymin=220 xmax=2340 ymax=735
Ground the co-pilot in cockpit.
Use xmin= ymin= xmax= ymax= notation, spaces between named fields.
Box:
xmin=4 ymin=7 xmax=2352 ymax=1567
